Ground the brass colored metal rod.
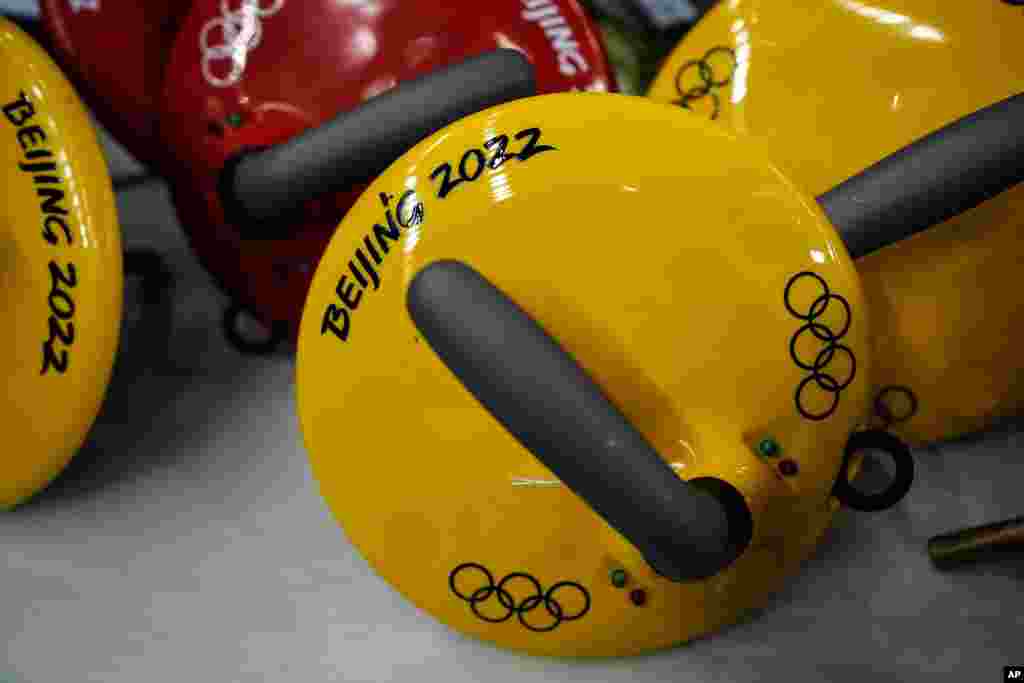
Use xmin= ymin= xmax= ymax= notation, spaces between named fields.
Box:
xmin=928 ymin=515 xmax=1024 ymax=568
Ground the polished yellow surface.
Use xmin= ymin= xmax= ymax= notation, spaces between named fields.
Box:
xmin=648 ymin=0 xmax=1024 ymax=445
xmin=297 ymin=93 xmax=871 ymax=656
xmin=1 ymin=18 xmax=122 ymax=507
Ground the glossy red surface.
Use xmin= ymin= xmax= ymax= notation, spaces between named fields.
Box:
xmin=160 ymin=0 xmax=616 ymax=340
xmin=39 ymin=0 xmax=190 ymax=170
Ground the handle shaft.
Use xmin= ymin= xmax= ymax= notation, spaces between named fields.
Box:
xmin=817 ymin=92 xmax=1024 ymax=259
xmin=223 ymin=49 xmax=536 ymax=235
xmin=407 ymin=260 xmax=738 ymax=582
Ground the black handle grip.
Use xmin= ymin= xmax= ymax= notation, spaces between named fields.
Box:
xmin=221 ymin=49 xmax=536 ymax=237
xmin=407 ymin=260 xmax=740 ymax=582
xmin=816 ymin=92 xmax=1024 ymax=259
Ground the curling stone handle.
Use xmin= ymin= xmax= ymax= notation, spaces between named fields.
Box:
xmin=818 ymin=92 xmax=1024 ymax=259
xmin=407 ymin=259 xmax=741 ymax=582
xmin=222 ymin=49 xmax=537 ymax=237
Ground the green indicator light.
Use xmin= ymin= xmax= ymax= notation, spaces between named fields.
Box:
xmin=757 ymin=437 xmax=780 ymax=458
xmin=225 ymin=112 xmax=244 ymax=128
xmin=610 ymin=569 xmax=628 ymax=588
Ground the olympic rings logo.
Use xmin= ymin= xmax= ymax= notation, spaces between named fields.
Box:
xmin=672 ymin=46 xmax=736 ymax=120
xmin=199 ymin=0 xmax=286 ymax=88
xmin=448 ymin=563 xmax=590 ymax=633
xmin=784 ymin=272 xmax=857 ymax=421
